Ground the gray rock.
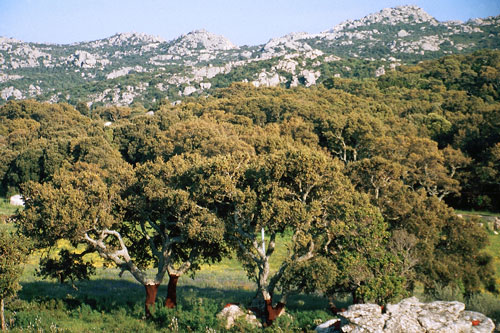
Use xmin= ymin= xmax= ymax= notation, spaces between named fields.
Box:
xmin=375 ymin=66 xmax=385 ymax=77
xmin=10 ymin=194 xmax=24 ymax=206
xmin=397 ymin=29 xmax=410 ymax=37
xmin=216 ymin=304 xmax=261 ymax=329
xmin=315 ymin=319 xmax=340 ymax=333
xmin=462 ymin=311 xmax=496 ymax=333
xmin=68 ymin=50 xmax=97 ymax=68
xmin=183 ymin=86 xmax=197 ymax=96
xmin=252 ymin=71 xmax=283 ymax=87
xmin=300 ymin=70 xmax=321 ymax=87
xmin=337 ymin=297 xmax=494 ymax=333
xmin=1 ymin=86 xmax=23 ymax=100
xmin=106 ymin=66 xmax=144 ymax=79
xmin=169 ymin=29 xmax=238 ymax=55
xmin=200 ymin=82 xmax=212 ymax=90
xmin=340 ymin=304 xmax=386 ymax=332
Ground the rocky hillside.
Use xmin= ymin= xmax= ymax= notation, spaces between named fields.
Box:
xmin=0 ymin=5 xmax=499 ymax=107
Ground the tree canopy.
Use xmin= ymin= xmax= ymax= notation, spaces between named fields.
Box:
xmin=4 ymin=50 xmax=499 ymax=324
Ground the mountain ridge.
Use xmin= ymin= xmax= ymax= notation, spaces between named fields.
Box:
xmin=1 ymin=5 xmax=499 ymax=106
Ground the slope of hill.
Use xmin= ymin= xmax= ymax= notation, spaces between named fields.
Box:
xmin=0 ymin=5 xmax=499 ymax=107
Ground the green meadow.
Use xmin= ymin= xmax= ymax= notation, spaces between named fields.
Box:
xmin=2 ymin=199 xmax=500 ymax=332
xmin=2 ymin=200 xmax=335 ymax=332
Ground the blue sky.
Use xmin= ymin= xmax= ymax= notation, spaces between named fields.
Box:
xmin=0 ymin=0 xmax=499 ymax=45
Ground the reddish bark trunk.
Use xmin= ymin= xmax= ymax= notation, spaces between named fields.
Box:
xmin=144 ymin=283 xmax=160 ymax=317
xmin=264 ymin=298 xmax=286 ymax=326
xmin=164 ymin=274 xmax=179 ymax=309
xmin=329 ymin=303 xmax=347 ymax=315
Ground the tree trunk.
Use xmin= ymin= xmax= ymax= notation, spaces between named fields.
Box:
xmin=164 ymin=274 xmax=179 ymax=308
xmin=328 ymin=295 xmax=342 ymax=314
xmin=352 ymin=291 xmax=363 ymax=304
xmin=264 ymin=298 xmax=286 ymax=327
xmin=144 ymin=283 xmax=160 ymax=318
xmin=1 ymin=298 xmax=5 ymax=331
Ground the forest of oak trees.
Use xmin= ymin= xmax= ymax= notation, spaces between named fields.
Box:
xmin=0 ymin=50 xmax=499 ymax=324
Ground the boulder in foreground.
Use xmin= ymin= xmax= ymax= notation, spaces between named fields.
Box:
xmin=315 ymin=297 xmax=494 ymax=333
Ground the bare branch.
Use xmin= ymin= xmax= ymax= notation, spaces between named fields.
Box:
xmin=233 ymin=211 xmax=255 ymax=240
xmin=84 ymin=229 xmax=148 ymax=285
xmin=237 ymin=238 xmax=260 ymax=263
xmin=268 ymin=262 xmax=288 ymax=297
xmin=295 ymin=239 xmax=315 ymax=263
xmin=302 ymin=183 xmax=316 ymax=202
xmin=102 ymin=229 xmax=130 ymax=260
xmin=254 ymin=237 xmax=266 ymax=259
xmin=324 ymin=230 xmax=333 ymax=253
xmin=167 ymin=261 xmax=191 ymax=276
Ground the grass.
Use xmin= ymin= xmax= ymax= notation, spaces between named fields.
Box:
xmin=456 ymin=209 xmax=500 ymax=282
xmin=4 ymin=207 xmax=500 ymax=331
xmin=486 ymin=233 xmax=500 ymax=282
xmin=0 ymin=197 xmax=20 ymax=221
xmin=455 ymin=209 xmax=500 ymax=217
xmin=8 ymin=263 xmax=331 ymax=332
xmin=4 ymin=230 xmax=331 ymax=332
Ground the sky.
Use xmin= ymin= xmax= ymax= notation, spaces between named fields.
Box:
xmin=0 ymin=0 xmax=499 ymax=46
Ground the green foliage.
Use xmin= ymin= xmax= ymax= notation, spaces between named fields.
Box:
xmin=0 ymin=230 xmax=29 ymax=300
xmin=466 ymin=293 xmax=500 ymax=323
xmin=0 ymin=198 xmax=18 ymax=219
xmin=152 ymin=298 xmax=223 ymax=332
xmin=8 ymin=297 xmax=155 ymax=332
xmin=426 ymin=283 xmax=465 ymax=303
xmin=2 ymin=50 xmax=500 ymax=328
xmin=37 ymin=249 xmax=96 ymax=285
xmin=0 ymin=228 xmax=30 ymax=330
xmin=18 ymin=161 xmax=131 ymax=247
xmin=129 ymin=154 xmax=231 ymax=271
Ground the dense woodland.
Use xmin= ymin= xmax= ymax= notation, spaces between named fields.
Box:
xmin=0 ymin=50 xmax=499 ymax=329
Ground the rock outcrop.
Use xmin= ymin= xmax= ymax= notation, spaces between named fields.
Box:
xmin=106 ymin=66 xmax=145 ymax=79
xmin=325 ymin=5 xmax=438 ymax=33
xmin=216 ymin=304 xmax=261 ymax=329
xmin=316 ymin=297 xmax=495 ymax=333
xmin=1 ymin=86 xmax=23 ymax=99
xmin=169 ymin=29 xmax=238 ymax=55
xmin=0 ymin=5 xmax=499 ymax=105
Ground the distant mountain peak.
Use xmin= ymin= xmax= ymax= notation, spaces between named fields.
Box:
xmin=384 ymin=5 xmax=437 ymax=22
xmin=325 ymin=5 xmax=438 ymax=33
xmin=103 ymin=32 xmax=166 ymax=45
xmin=263 ymin=32 xmax=314 ymax=53
xmin=1 ymin=5 xmax=499 ymax=105
xmin=169 ymin=29 xmax=239 ymax=52
xmin=0 ymin=36 xmax=23 ymax=45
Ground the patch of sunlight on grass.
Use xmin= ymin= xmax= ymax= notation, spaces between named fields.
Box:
xmin=20 ymin=230 xmax=299 ymax=294
xmin=456 ymin=209 xmax=499 ymax=217
xmin=486 ymin=233 xmax=500 ymax=277
xmin=0 ymin=197 xmax=19 ymax=217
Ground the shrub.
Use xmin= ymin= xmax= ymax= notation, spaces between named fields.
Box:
xmin=467 ymin=293 xmax=500 ymax=323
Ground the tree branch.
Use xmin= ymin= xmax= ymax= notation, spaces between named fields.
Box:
xmin=294 ymin=239 xmax=315 ymax=263
xmin=302 ymin=183 xmax=316 ymax=202
xmin=84 ymin=229 xmax=148 ymax=284
xmin=266 ymin=233 xmax=276 ymax=258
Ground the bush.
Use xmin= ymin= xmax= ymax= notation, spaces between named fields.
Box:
xmin=153 ymin=298 xmax=225 ymax=332
xmin=426 ymin=284 xmax=464 ymax=303
xmin=467 ymin=293 xmax=500 ymax=323
xmin=290 ymin=309 xmax=333 ymax=332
